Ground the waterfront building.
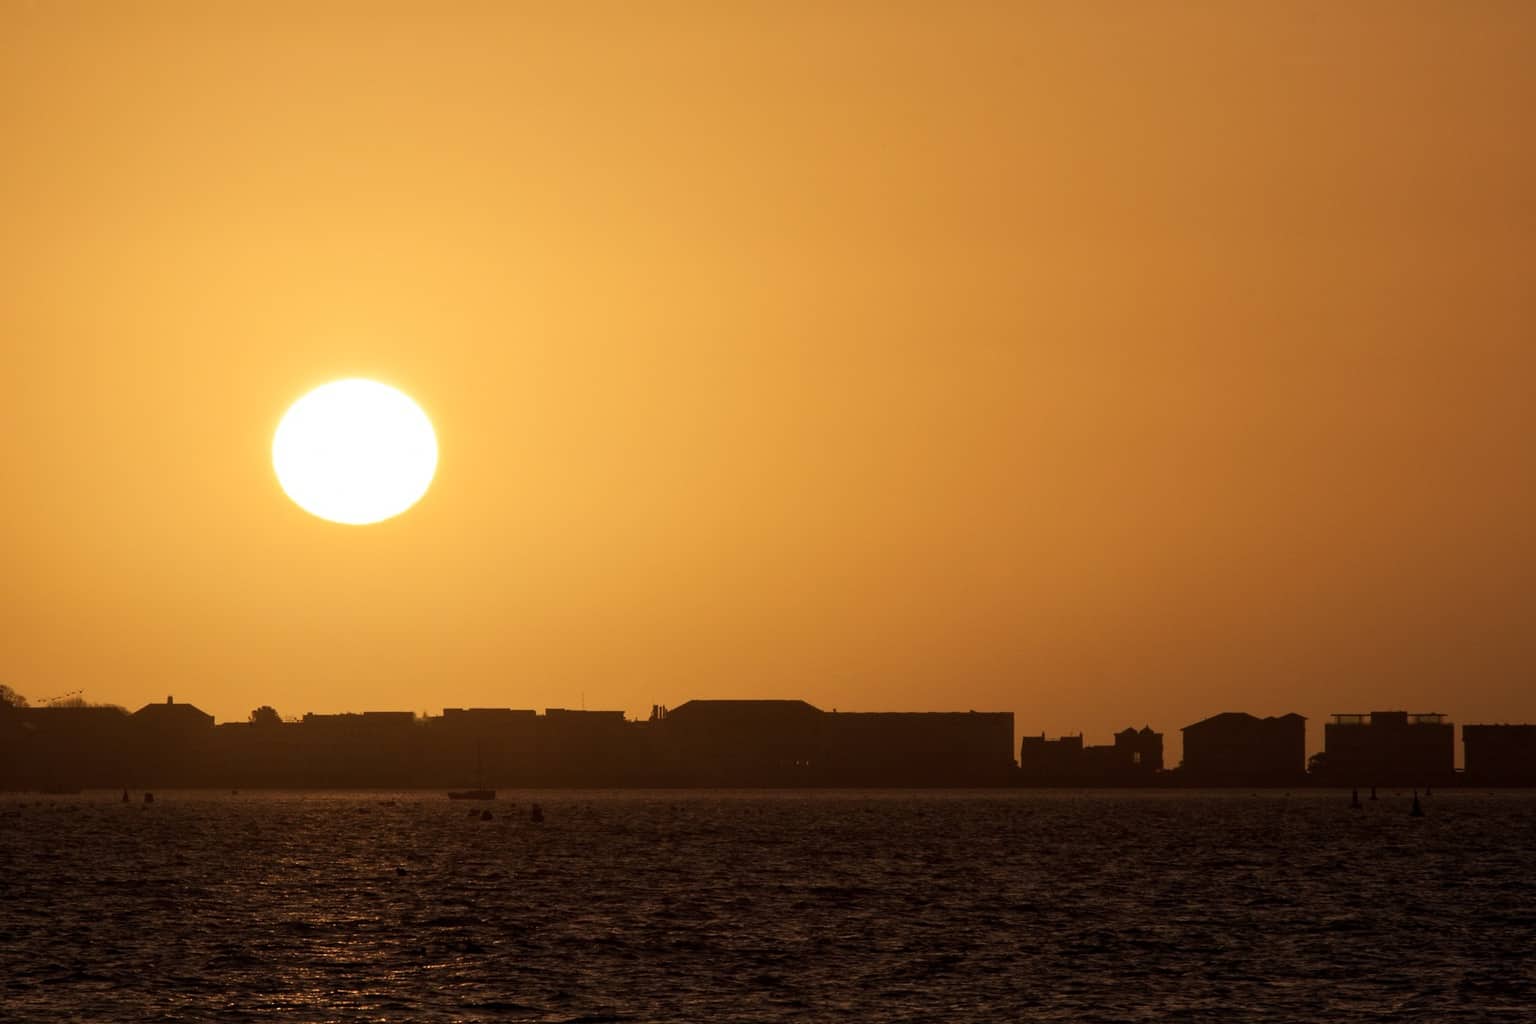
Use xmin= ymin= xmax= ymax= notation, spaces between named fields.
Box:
xmin=1018 ymin=726 xmax=1164 ymax=784
xmin=1180 ymin=712 xmax=1306 ymax=785
xmin=1322 ymin=711 xmax=1454 ymax=786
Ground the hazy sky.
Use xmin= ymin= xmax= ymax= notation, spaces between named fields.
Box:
xmin=3 ymin=3 xmax=1534 ymax=761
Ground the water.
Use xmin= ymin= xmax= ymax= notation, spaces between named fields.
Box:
xmin=1 ymin=790 xmax=1533 ymax=1022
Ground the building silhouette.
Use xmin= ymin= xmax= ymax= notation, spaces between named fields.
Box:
xmin=1017 ymin=726 xmax=1163 ymax=784
xmin=1320 ymin=711 xmax=1455 ymax=786
xmin=0 ymin=696 xmax=1015 ymax=790
xmin=655 ymin=700 xmax=822 ymax=785
xmin=12 ymin=691 xmax=1536 ymax=790
xmin=1018 ymin=733 xmax=1084 ymax=782
xmin=1463 ymin=724 xmax=1536 ymax=786
xmin=0 ymin=702 xmax=137 ymax=791
xmin=434 ymin=707 xmax=539 ymax=784
xmin=299 ymin=711 xmax=421 ymax=787
xmin=133 ymin=695 xmax=214 ymax=732
xmin=1115 ymin=726 xmax=1164 ymax=774
xmin=655 ymin=700 xmax=1014 ymax=786
xmin=817 ymin=708 xmax=1014 ymax=785
xmin=537 ymin=709 xmax=635 ymax=784
xmin=132 ymin=696 xmax=216 ymax=786
xmin=1180 ymin=712 xmax=1305 ymax=785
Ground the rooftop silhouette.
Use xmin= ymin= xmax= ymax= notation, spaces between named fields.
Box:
xmin=3 ymin=695 xmax=1531 ymax=790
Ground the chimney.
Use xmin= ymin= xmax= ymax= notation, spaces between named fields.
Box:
xmin=167 ymin=696 xmax=174 ymax=705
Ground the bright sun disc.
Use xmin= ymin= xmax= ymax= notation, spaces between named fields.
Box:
xmin=273 ymin=379 xmax=438 ymax=525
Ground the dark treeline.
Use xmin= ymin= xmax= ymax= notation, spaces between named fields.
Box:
xmin=2 ymin=695 xmax=1534 ymax=791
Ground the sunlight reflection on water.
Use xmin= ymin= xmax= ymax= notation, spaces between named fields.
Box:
xmin=2 ymin=789 xmax=1534 ymax=1022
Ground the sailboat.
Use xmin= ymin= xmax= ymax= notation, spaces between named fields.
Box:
xmin=448 ymin=742 xmax=495 ymax=801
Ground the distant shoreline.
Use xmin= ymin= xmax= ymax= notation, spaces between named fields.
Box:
xmin=7 ymin=781 xmax=1529 ymax=795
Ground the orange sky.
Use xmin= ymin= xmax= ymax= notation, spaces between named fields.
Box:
xmin=3 ymin=3 xmax=1534 ymax=762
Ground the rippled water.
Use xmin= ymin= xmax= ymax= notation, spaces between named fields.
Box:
xmin=1 ymin=789 xmax=1533 ymax=1022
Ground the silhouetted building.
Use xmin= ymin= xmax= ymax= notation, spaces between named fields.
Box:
xmin=2 ymin=703 xmax=136 ymax=791
xmin=433 ymin=708 xmax=539 ymax=784
xmin=133 ymin=695 xmax=214 ymax=733
xmin=210 ymin=718 xmax=304 ymax=787
xmin=819 ymin=710 xmax=1015 ymax=785
xmin=537 ymin=708 xmax=635 ymax=784
xmin=301 ymin=711 xmax=415 ymax=731
xmin=440 ymin=707 xmax=539 ymax=733
xmin=21 ymin=690 xmax=1454 ymax=791
xmin=656 ymin=700 xmax=1013 ymax=785
xmin=658 ymin=700 xmax=823 ymax=785
xmin=132 ymin=697 xmax=216 ymax=786
xmin=1463 ymin=724 xmax=1536 ymax=786
xmin=1321 ymin=711 xmax=1454 ymax=786
xmin=1017 ymin=726 xmax=1163 ymax=784
xmin=1115 ymin=726 xmax=1164 ymax=774
xmin=1180 ymin=712 xmax=1305 ymax=785
xmin=1018 ymin=734 xmax=1084 ymax=781
xmin=296 ymin=711 xmax=422 ymax=786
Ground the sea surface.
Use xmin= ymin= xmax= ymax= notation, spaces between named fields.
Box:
xmin=1 ymin=789 xmax=1533 ymax=1022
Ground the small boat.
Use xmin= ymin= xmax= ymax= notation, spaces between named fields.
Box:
xmin=448 ymin=742 xmax=494 ymax=801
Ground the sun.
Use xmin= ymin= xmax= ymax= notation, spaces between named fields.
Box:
xmin=272 ymin=379 xmax=438 ymax=525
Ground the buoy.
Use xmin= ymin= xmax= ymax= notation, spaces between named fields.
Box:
xmin=1369 ymin=786 xmax=1378 ymax=801
xmin=530 ymin=803 xmax=544 ymax=823
xmin=480 ymin=809 xmax=493 ymax=821
xmin=1410 ymin=791 xmax=1424 ymax=817
xmin=143 ymin=792 xmax=154 ymax=805
xmin=121 ymin=788 xmax=129 ymax=804
xmin=1350 ymin=787 xmax=1362 ymax=809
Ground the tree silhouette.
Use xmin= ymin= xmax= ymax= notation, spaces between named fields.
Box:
xmin=249 ymin=705 xmax=282 ymax=727
xmin=0 ymin=684 xmax=26 ymax=708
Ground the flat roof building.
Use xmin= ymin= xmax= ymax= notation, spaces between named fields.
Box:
xmin=658 ymin=700 xmax=1013 ymax=785
xmin=1322 ymin=711 xmax=1453 ymax=786
xmin=1018 ymin=727 xmax=1163 ymax=784
xmin=1181 ymin=712 xmax=1305 ymax=785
